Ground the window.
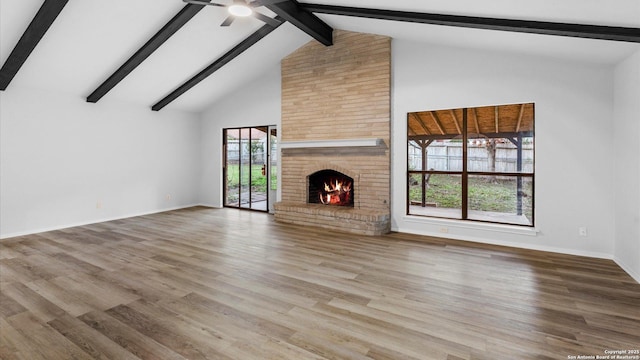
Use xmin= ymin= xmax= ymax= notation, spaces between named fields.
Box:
xmin=407 ymin=103 xmax=534 ymax=226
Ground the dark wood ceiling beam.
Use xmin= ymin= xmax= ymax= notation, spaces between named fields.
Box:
xmin=0 ymin=0 xmax=69 ymax=90
xmin=265 ymin=1 xmax=333 ymax=45
xmin=409 ymin=131 xmax=533 ymax=141
xmin=471 ymin=108 xmax=480 ymax=134
xmin=410 ymin=113 xmax=431 ymax=135
xmin=449 ymin=109 xmax=462 ymax=134
xmin=152 ymin=17 xmax=284 ymax=111
xmin=515 ymin=103 xmax=525 ymax=132
xmin=86 ymin=4 xmax=206 ymax=103
xmin=429 ymin=111 xmax=446 ymax=135
xmin=469 ymin=108 xmax=480 ymax=135
xmin=302 ymin=3 xmax=640 ymax=43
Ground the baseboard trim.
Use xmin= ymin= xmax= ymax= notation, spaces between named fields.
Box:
xmin=401 ymin=215 xmax=539 ymax=237
xmin=392 ymin=225 xmax=640 ymax=283
xmin=392 ymin=225 xmax=613 ymax=260
xmin=0 ymin=204 xmax=202 ymax=240
xmin=614 ymin=257 xmax=640 ymax=284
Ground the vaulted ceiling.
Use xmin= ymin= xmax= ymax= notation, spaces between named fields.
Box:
xmin=1 ymin=0 xmax=639 ymax=113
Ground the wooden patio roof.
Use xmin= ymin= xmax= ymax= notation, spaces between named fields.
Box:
xmin=408 ymin=103 xmax=534 ymax=139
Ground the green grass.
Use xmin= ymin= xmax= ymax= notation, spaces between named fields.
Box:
xmin=409 ymin=174 xmax=532 ymax=214
xmin=468 ymin=177 xmax=516 ymax=212
xmin=414 ymin=174 xmax=461 ymax=208
xmin=226 ymin=164 xmax=276 ymax=193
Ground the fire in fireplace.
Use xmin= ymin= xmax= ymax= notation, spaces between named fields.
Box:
xmin=308 ymin=170 xmax=354 ymax=207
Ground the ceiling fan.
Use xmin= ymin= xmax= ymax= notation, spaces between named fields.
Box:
xmin=183 ymin=0 xmax=287 ymax=27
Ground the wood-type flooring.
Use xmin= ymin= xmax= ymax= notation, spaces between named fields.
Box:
xmin=1 ymin=207 xmax=639 ymax=359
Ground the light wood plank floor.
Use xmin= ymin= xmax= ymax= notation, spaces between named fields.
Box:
xmin=1 ymin=207 xmax=639 ymax=359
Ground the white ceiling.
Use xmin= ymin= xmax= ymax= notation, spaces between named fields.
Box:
xmin=1 ymin=0 xmax=638 ymax=113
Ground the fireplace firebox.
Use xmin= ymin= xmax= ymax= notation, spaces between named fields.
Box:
xmin=308 ymin=170 xmax=354 ymax=207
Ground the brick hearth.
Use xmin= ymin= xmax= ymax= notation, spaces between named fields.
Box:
xmin=274 ymin=202 xmax=390 ymax=236
xmin=275 ymin=30 xmax=391 ymax=235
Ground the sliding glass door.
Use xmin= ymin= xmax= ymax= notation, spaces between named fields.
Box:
xmin=223 ymin=126 xmax=276 ymax=212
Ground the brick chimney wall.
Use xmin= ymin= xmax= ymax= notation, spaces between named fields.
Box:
xmin=275 ymin=30 xmax=391 ymax=235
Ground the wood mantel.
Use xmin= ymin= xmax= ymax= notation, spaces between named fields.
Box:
xmin=280 ymin=138 xmax=383 ymax=149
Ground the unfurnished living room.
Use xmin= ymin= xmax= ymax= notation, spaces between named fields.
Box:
xmin=1 ymin=0 xmax=639 ymax=359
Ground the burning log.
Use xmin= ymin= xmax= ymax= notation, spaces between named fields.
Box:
xmin=319 ymin=178 xmax=352 ymax=205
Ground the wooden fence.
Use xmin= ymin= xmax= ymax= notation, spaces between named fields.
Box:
xmin=409 ymin=142 xmax=534 ymax=173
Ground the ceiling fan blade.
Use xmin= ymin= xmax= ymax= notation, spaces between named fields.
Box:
xmin=249 ymin=0 xmax=289 ymax=7
xmin=252 ymin=11 xmax=282 ymax=27
xmin=182 ymin=0 xmax=225 ymax=7
xmin=220 ymin=15 xmax=236 ymax=27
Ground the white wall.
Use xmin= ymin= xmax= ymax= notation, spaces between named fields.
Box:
xmin=0 ymin=87 xmax=201 ymax=238
xmin=613 ymin=50 xmax=640 ymax=282
xmin=199 ymin=67 xmax=282 ymax=207
xmin=391 ymin=40 xmax=617 ymax=258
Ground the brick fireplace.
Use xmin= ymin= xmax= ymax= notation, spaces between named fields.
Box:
xmin=274 ymin=30 xmax=391 ymax=235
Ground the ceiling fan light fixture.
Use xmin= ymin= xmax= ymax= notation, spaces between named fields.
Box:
xmin=228 ymin=4 xmax=252 ymax=17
